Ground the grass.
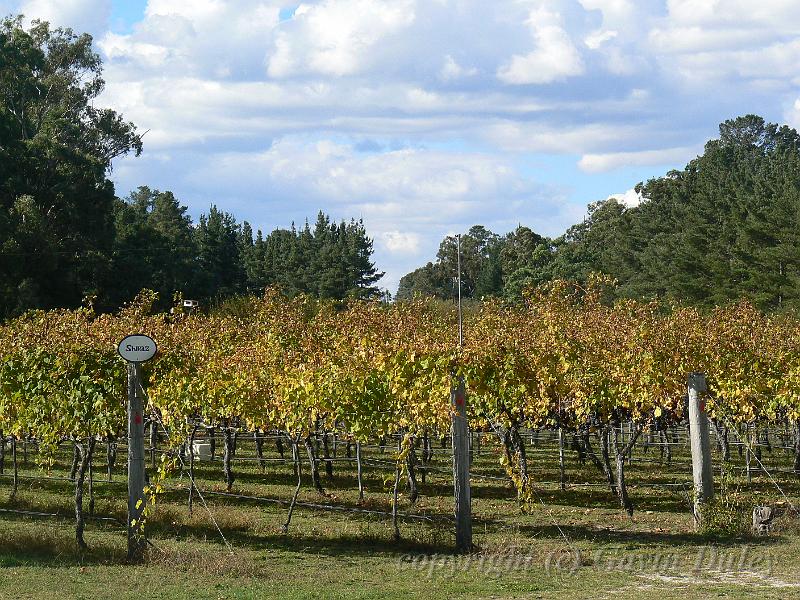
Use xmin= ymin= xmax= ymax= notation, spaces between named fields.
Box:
xmin=1 ymin=430 xmax=800 ymax=599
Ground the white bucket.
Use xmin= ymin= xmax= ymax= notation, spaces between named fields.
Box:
xmin=191 ymin=441 xmax=212 ymax=461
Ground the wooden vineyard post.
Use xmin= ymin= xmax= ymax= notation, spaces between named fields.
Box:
xmin=451 ymin=377 xmax=472 ymax=552
xmin=118 ymin=334 xmax=157 ymax=562
xmin=688 ymin=372 xmax=714 ymax=527
xmin=127 ymin=362 xmax=146 ymax=560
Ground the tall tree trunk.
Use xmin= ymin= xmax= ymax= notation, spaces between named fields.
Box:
xmin=582 ymin=429 xmax=605 ymax=472
xmin=615 ymin=448 xmax=631 ymax=516
xmin=0 ymin=430 xmax=4 ymax=475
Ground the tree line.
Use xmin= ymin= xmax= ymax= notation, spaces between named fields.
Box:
xmin=399 ymin=114 xmax=800 ymax=312
xmin=112 ymin=190 xmax=383 ymax=311
xmin=5 ymin=16 xmax=800 ymax=317
xmin=0 ymin=17 xmax=382 ymax=317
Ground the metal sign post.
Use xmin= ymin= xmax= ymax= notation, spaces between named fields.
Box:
xmin=118 ymin=334 xmax=157 ymax=561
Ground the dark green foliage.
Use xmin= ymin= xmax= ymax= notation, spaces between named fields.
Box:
xmin=602 ymin=114 xmax=800 ymax=310
xmin=0 ymin=17 xmax=384 ymax=315
xmin=0 ymin=17 xmax=142 ymax=317
xmin=106 ymin=187 xmax=197 ymax=310
xmin=399 ymin=115 xmax=800 ymax=311
xmin=398 ymin=225 xmax=556 ymax=301
xmin=248 ymin=212 xmax=384 ymax=300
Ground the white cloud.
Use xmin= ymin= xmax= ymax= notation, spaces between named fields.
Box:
xmin=382 ymin=231 xmax=421 ymax=254
xmin=785 ymin=98 xmax=800 ymax=130
xmin=608 ymin=188 xmax=643 ymax=208
xmin=578 ymin=0 xmax=635 ymax=25
xmin=665 ymin=0 xmax=800 ymax=28
xmin=2 ymin=0 xmax=110 ymax=34
xmin=578 ymin=146 xmax=698 ymax=173
xmin=497 ymin=6 xmax=584 ymax=84
xmin=584 ymin=29 xmax=617 ymax=49
xmin=487 ymin=121 xmax=643 ymax=154
xmin=267 ymin=0 xmax=416 ymax=77
xmin=439 ymin=54 xmax=478 ymax=81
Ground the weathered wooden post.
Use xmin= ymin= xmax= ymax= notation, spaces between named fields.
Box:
xmin=451 ymin=377 xmax=472 ymax=552
xmin=688 ymin=372 xmax=714 ymax=527
xmin=451 ymin=233 xmax=472 ymax=552
xmin=118 ymin=334 xmax=157 ymax=561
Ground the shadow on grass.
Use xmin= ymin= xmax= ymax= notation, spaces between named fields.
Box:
xmin=0 ymin=507 xmax=455 ymax=570
xmin=516 ymin=522 xmax=781 ymax=548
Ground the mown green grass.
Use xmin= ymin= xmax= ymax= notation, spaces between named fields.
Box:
xmin=1 ymin=432 xmax=800 ymax=599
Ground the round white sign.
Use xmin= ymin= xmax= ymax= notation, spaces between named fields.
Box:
xmin=118 ymin=334 xmax=157 ymax=363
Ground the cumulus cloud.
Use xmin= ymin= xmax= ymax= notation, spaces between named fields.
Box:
xmin=381 ymin=231 xmax=422 ymax=255
xmin=497 ymin=6 xmax=584 ymax=84
xmin=584 ymin=29 xmax=617 ymax=49
xmin=608 ymin=188 xmax=643 ymax=208
xmin=267 ymin=0 xmax=416 ymax=77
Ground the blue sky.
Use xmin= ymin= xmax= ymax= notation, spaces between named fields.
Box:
xmin=109 ymin=0 xmax=146 ymax=33
xmin=3 ymin=0 xmax=800 ymax=293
